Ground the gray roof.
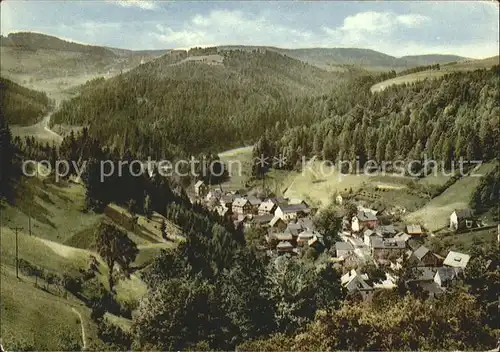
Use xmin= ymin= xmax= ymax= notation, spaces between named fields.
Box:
xmin=453 ymin=208 xmax=473 ymax=219
xmin=376 ymin=225 xmax=396 ymax=235
xmin=336 ymin=241 xmax=354 ymax=251
xmin=435 ymin=267 xmax=458 ymax=281
xmin=413 ymin=246 xmax=430 ymax=260
xmin=252 ymin=214 xmax=274 ymax=224
xmin=277 ymin=241 xmax=293 ymax=249
xmin=371 ymin=238 xmax=406 ymax=249
xmin=279 ymin=203 xmax=310 ymax=214
xmin=285 ymin=222 xmax=304 ymax=236
xmin=248 ymin=197 xmax=262 ymax=206
xmin=443 ymin=251 xmax=470 ymax=268
xmin=221 ymin=195 xmax=234 ymax=204
xmin=297 ymin=217 xmax=315 ymax=230
xmin=357 ymin=211 xmax=378 ymax=222
xmin=274 ymin=233 xmax=293 ymax=241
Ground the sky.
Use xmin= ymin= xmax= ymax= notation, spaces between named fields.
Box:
xmin=1 ymin=0 xmax=499 ymax=58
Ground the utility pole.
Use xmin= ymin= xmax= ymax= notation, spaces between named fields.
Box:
xmin=10 ymin=226 xmax=23 ymax=279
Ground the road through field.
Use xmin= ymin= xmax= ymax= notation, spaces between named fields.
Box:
xmin=11 ymin=112 xmax=63 ymax=145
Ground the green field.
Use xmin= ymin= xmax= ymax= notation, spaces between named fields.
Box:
xmin=405 ymin=162 xmax=498 ymax=232
xmin=0 ymin=178 xmax=181 ymax=350
xmin=370 ymin=56 xmax=499 ymax=93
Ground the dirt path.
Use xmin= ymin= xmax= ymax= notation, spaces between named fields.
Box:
xmin=71 ymin=307 xmax=87 ymax=350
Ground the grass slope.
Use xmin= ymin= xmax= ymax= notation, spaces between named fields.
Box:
xmin=405 ymin=162 xmax=498 ymax=232
xmin=0 ymin=266 xmax=84 ymax=351
xmin=370 ymin=56 xmax=499 ymax=92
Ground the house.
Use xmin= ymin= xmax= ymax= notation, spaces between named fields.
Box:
xmin=336 ymin=241 xmax=355 ymax=258
xmin=276 ymin=241 xmax=294 ymax=253
xmin=409 ymin=246 xmax=442 ymax=267
xmin=449 ymin=208 xmax=477 ymax=231
xmin=434 ymin=267 xmax=460 ymax=288
xmin=258 ymin=197 xmax=288 ymax=215
xmin=443 ymin=251 xmax=470 ymax=269
xmin=376 ymin=225 xmax=396 ymax=237
xmin=284 ymin=222 xmax=304 ymax=237
xmin=194 ymin=180 xmax=208 ymax=197
xmin=364 ymin=229 xmax=382 ymax=247
xmin=251 ymin=214 xmax=274 ymax=228
xmin=266 ymin=232 xmax=294 ymax=244
xmin=297 ymin=230 xmax=323 ymax=245
xmin=258 ymin=199 xmax=278 ymax=215
xmin=341 ymin=269 xmax=374 ymax=302
xmin=308 ymin=235 xmax=325 ymax=250
xmin=297 ymin=217 xmax=315 ymax=231
xmin=406 ymin=224 xmax=423 ymax=236
xmin=371 ymin=238 xmax=406 ymax=260
xmin=269 ymin=216 xmax=287 ymax=231
xmin=351 ymin=210 xmax=378 ymax=232
xmin=394 ymin=232 xmax=412 ymax=242
xmin=274 ymin=203 xmax=311 ymax=221
xmin=232 ymin=197 xmax=252 ymax=215
xmin=247 ymin=197 xmax=262 ymax=213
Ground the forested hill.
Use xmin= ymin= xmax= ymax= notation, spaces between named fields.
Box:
xmin=50 ymin=49 xmax=344 ymax=157
xmin=218 ymin=46 xmax=468 ymax=70
xmin=253 ymin=66 xmax=500 ymax=172
xmin=0 ymin=77 xmax=52 ymax=125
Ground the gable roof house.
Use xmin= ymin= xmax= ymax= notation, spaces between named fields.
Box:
xmin=434 ymin=267 xmax=460 ymax=288
xmin=449 ymin=208 xmax=477 ymax=231
xmin=371 ymin=238 xmax=406 ymax=261
xmin=443 ymin=251 xmax=470 ymax=269
xmin=276 ymin=241 xmax=294 ymax=253
xmin=232 ymin=197 xmax=252 ymax=215
xmin=341 ymin=269 xmax=374 ymax=302
xmin=297 ymin=230 xmax=323 ymax=245
xmin=352 ymin=210 xmax=378 ymax=232
xmin=364 ymin=229 xmax=382 ymax=247
xmin=269 ymin=215 xmax=287 ymax=230
xmin=409 ymin=246 xmax=443 ymax=267
xmin=274 ymin=203 xmax=311 ymax=221
xmin=258 ymin=200 xmax=278 ymax=215
xmin=376 ymin=225 xmax=397 ymax=237
xmin=250 ymin=214 xmax=274 ymax=228
xmin=247 ymin=196 xmax=262 ymax=210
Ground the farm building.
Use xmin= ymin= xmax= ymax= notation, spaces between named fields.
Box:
xmin=449 ymin=208 xmax=478 ymax=231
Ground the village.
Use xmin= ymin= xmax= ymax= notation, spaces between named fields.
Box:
xmin=193 ymin=179 xmax=488 ymax=302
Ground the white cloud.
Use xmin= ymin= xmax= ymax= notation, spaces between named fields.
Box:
xmin=108 ymin=0 xmax=157 ymax=11
xmin=152 ymin=10 xmax=314 ymax=49
xmin=323 ymin=11 xmax=431 ymax=47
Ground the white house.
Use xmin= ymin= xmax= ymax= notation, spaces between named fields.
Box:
xmin=341 ymin=269 xmax=373 ymax=302
xmin=449 ymin=208 xmax=476 ymax=231
xmin=194 ymin=180 xmax=207 ymax=197
xmin=274 ymin=203 xmax=310 ymax=221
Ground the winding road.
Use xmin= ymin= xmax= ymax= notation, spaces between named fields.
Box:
xmin=10 ymin=112 xmax=63 ymax=144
